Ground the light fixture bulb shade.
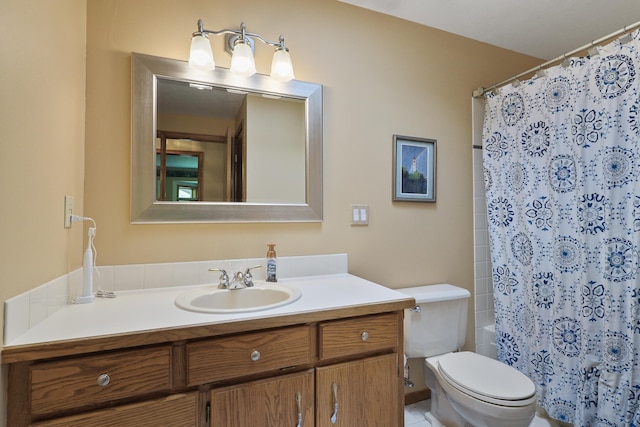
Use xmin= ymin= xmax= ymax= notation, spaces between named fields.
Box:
xmin=230 ymin=42 xmax=256 ymax=77
xmin=189 ymin=35 xmax=215 ymax=71
xmin=270 ymin=49 xmax=295 ymax=82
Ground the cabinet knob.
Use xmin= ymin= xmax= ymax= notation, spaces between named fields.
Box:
xmin=97 ymin=373 xmax=111 ymax=387
xmin=361 ymin=331 xmax=369 ymax=341
xmin=250 ymin=350 xmax=261 ymax=361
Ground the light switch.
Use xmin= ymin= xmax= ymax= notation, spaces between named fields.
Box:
xmin=351 ymin=204 xmax=369 ymax=226
xmin=64 ymin=195 xmax=74 ymax=229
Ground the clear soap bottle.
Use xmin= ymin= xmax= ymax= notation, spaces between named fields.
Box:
xmin=266 ymin=244 xmax=277 ymax=282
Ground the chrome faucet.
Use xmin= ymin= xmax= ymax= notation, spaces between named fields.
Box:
xmin=209 ymin=268 xmax=230 ymax=289
xmin=208 ymin=265 xmax=261 ymax=289
xmin=240 ymin=265 xmax=261 ymax=288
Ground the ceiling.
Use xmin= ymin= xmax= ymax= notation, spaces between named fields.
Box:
xmin=339 ymin=0 xmax=640 ymax=60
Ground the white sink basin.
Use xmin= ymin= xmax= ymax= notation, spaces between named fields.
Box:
xmin=175 ymin=283 xmax=301 ymax=313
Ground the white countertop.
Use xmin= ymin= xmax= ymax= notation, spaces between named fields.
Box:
xmin=5 ymin=274 xmax=413 ymax=348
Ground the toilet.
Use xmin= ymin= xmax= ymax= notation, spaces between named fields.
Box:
xmin=397 ymin=284 xmax=536 ymax=427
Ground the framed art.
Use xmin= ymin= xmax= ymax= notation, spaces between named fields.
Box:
xmin=393 ymin=135 xmax=436 ymax=202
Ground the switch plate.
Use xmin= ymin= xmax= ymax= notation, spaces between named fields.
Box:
xmin=351 ymin=204 xmax=369 ymax=226
xmin=64 ymin=195 xmax=73 ymax=228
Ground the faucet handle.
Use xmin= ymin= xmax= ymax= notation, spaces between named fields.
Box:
xmin=244 ymin=265 xmax=262 ymax=275
xmin=209 ymin=268 xmax=229 ymax=288
xmin=243 ymin=265 xmax=262 ymax=287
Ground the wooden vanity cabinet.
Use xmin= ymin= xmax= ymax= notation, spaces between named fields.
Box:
xmin=4 ymin=310 xmax=406 ymax=427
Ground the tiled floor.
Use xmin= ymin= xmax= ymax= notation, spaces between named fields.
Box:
xmin=405 ymin=400 xmax=431 ymax=427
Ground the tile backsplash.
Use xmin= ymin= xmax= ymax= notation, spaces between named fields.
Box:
xmin=4 ymin=254 xmax=348 ymax=345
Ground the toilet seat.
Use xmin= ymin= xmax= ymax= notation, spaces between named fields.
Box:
xmin=437 ymin=352 xmax=536 ymax=407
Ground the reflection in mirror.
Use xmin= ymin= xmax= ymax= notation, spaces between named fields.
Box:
xmin=156 ymin=79 xmax=306 ymax=203
xmin=157 ymin=148 xmax=203 ymax=201
xmin=131 ymin=53 xmax=323 ymax=223
xmin=156 ymin=131 xmax=222 ymax=202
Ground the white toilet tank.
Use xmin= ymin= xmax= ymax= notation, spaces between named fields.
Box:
xmin=396 ymin=284 xmax=471 ymax=358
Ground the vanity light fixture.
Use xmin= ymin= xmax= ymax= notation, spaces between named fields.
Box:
xmin=189 ymin=19 xmax=295 ymax=82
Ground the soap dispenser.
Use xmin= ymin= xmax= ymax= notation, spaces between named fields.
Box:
xmin=266 ymin=244 xmax=277 ymax=282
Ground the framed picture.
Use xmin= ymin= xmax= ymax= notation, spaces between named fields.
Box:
xmin=393 ymin=135 xmax=436 ymax=202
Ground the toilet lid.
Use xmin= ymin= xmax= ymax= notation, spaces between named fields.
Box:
xmin=438 ymin=352 xmax=535 ymax=401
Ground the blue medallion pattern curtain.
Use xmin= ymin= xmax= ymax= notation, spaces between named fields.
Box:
xmin=483 ymin=30 xmax=640 ymax=426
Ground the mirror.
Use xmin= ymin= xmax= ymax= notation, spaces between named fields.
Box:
xmin=131 ymin=53 xmax=323 ymax=223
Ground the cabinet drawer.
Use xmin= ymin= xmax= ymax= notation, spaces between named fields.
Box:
xmin=30 ymin=346 xmax=171 ymax=416
xmin=31 ymin=392 xmax=197 ymax=427
xmin=187 ymin=325 xmax=313 ymax=386
xmin=319 ymin=313 xmax=399 ymax=360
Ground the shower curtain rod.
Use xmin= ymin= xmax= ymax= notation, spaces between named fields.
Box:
xmin=473 ymin=19 xmax=640 ymax=98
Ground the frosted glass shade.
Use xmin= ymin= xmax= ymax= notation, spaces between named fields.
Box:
xmin=189 ymin=35 xmax=215 ymax=71
xmin=230 ymin=42 xmax=256 ymax=77
xmin=270 ymin=49 xmax=295 ymax=82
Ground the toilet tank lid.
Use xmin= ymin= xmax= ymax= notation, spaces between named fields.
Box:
xmin=396 ymin=284 xmax=470 ymax=304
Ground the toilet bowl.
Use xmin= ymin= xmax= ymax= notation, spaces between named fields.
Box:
xmin=425 ymin=352 xmax=536 ymax=427
xmin=396 ymin=284 xmax=537 ymax=427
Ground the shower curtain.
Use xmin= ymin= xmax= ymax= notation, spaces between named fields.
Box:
xmin=483 ymin=30 xmax=640 ymax=426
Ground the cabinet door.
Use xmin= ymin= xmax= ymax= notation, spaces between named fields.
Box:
xmin=211 ymin=369 xmax=314 ymax=427
xmin=316 ymin=354 xmax=399 ymax=427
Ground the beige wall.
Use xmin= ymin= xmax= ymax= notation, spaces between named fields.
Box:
xmin=0 ymin=1 xmax=87 ymax=338
xmin=0 ymin=1 xmax=87 ymax=422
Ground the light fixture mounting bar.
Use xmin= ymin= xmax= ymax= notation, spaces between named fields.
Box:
xmin=195 ymin=20 xmax=286 ymax=50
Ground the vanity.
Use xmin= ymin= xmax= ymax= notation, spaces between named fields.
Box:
xmin=3 ymin=274 xmax=414 ymax=426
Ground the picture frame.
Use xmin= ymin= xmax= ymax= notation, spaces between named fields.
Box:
xmin=393 ymin=135 xmax=436 ymax=202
